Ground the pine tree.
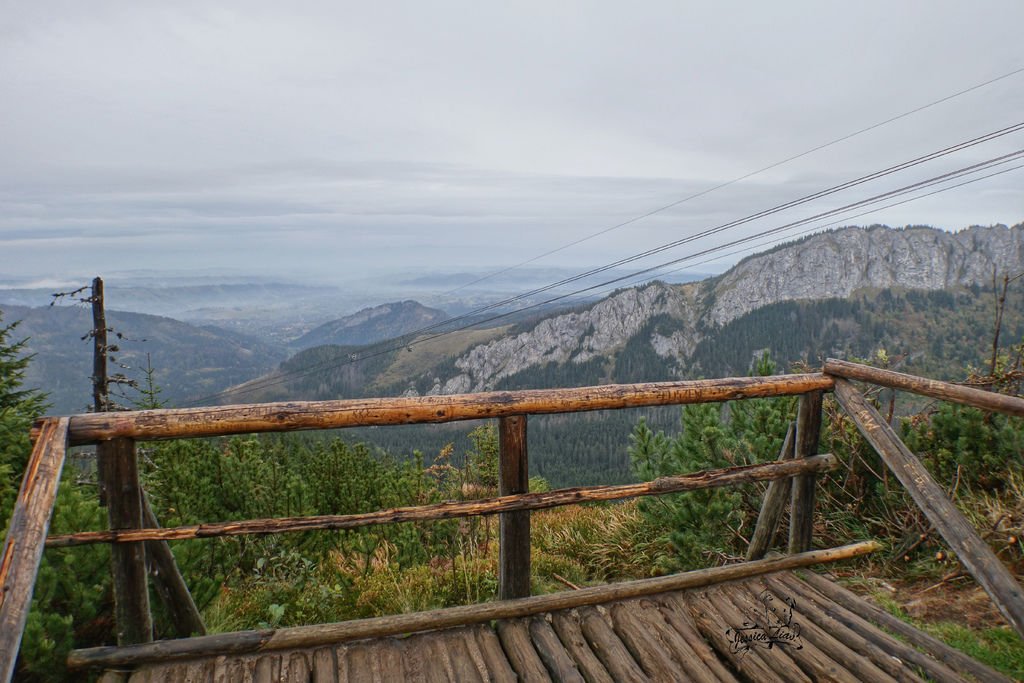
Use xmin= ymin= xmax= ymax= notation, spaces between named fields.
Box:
xmin=132 ymin=353 xmax=166 ymax=410
xmin=627 ymin=352 xmax=797 ymax=571
xmin=728 ymin=351 xmax=797 ymax=464
xmin=1 ymin=312 xmax=48 ymax=519
xmin=629 ymin=404 xmax=741 ymax=571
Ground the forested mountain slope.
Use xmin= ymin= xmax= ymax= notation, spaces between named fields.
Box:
xmin=0 ymin=304 xmax=286 ymax=413
xmin=222 ymin=281 xmax=1024 ymax=487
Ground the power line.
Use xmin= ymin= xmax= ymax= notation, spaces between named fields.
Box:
xmin=442 ymin=65 xmax=1024 ymax=296
xmin=191 ymin=141 xmax=1024 ymax=404
xmin=378 ymin=120 xmax=1024 ymax=352
xmin=570 ymin=149 xmax=1024 ymax=291
xmin=408 ymin=149 xmax=1024 ymax=346
xmin=579 ymin=162 xmax=1024 ymax=298
xmin=187 ymin=146 xmax=1023 ymax=405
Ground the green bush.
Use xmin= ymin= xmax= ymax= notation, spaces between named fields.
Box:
xmin=902 ymin=403 xmax=1024 ymax=490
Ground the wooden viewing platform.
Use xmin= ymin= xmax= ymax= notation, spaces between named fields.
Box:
xmin=2 ymin=361 xmax=1023 ymax=681
xmin=88 ymin=562 xmax=1014 ymax=683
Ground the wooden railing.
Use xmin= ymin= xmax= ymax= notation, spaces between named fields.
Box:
xmin=825 ymin=362 xmax=1024 ymax=637
xmin=1 ymin=362 xmax=1023 ymax=678
xmin=54 ymin=373 xmax=834 ymax=445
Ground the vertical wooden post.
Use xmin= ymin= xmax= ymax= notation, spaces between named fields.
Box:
xmin=789 ymin=390 xmax=823 ymax=553
xmin=499 ymin=415 xmax=530 ymax=600
xmin=101 ymin=438 xmax=152 ymax=645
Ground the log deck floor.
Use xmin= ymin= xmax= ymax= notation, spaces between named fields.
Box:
xmin=101 ymin=570 xmax=1009 ymax=683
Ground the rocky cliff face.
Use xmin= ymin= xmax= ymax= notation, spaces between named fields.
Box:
xmin=707 ymin=225 xmax=1024 ymax=326
xmin=441 ymin=282 xmax=698 ymax=393
xmin=423 ymin=224 xmax=1023 ymax=394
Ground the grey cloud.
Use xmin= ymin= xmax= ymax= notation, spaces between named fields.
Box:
xmin=1 ymin=2 xmax=1022 ymax=282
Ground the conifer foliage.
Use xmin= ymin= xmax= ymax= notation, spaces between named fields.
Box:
xmin=628 ymin=353 xmax=796 ymax=570
xmin=0 ymin=314 xmax=48 ymax=500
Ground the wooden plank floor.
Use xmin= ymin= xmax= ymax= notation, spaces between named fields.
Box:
xmin=113 ymin=570 xmax=1008 ymax=682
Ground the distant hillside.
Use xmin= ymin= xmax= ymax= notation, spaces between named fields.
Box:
xmin=292 ymin=300 xmax=448 ymax=350
xmin=0 ymin=304 xmax=287 ymax=413
xmin=0 ymin=281 xmax=346 ymax=344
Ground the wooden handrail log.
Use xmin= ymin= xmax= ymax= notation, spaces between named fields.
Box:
xmin=66 ymin=541 xmax=879 ymax=669
xmin=47 ymin=453 xmax=838 ymax=547
xmin=39 ymin=373 xmax=834 ymax=446
xmin=0 ymin=418 xmax=69 ymax=682
xmin=825 ymin=359 xmax=1024 ymax=417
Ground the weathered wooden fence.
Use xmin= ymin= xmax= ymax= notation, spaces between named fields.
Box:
xmin=1 ymin=361 xmax=1023 ymax=679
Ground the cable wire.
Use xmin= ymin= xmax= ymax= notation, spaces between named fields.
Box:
xmin=442 ymin=66 xmax=1024 ymax=295
xmin=186 ymin=146 xmax=1023 ymax=405
xmin=191 ymin=145 xmax=1024 ymax=404
xmin=574 ymin=162 xmax=1024 ymax=299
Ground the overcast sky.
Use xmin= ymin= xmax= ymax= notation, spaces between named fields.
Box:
xmin=2 ymin=1 xmax=1023 ymax=287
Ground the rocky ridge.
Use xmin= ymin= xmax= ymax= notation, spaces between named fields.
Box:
xmin=708 ymin=224 xmax=1024 ymax=326
xmin=424 ymin=224 xmax=1024 ymax=394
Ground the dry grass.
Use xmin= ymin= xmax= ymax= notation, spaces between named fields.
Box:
xmin=531 ymin=501 xmax=674 ymax=587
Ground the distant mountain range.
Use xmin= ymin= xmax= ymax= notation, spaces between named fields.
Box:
xmin=224 ymin=223 xmax=1023 ymax=405
xmin=0 ymin=281 xmax=354 ymax=345
xmin=0 ymin=266 xmax=715 ymax=348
